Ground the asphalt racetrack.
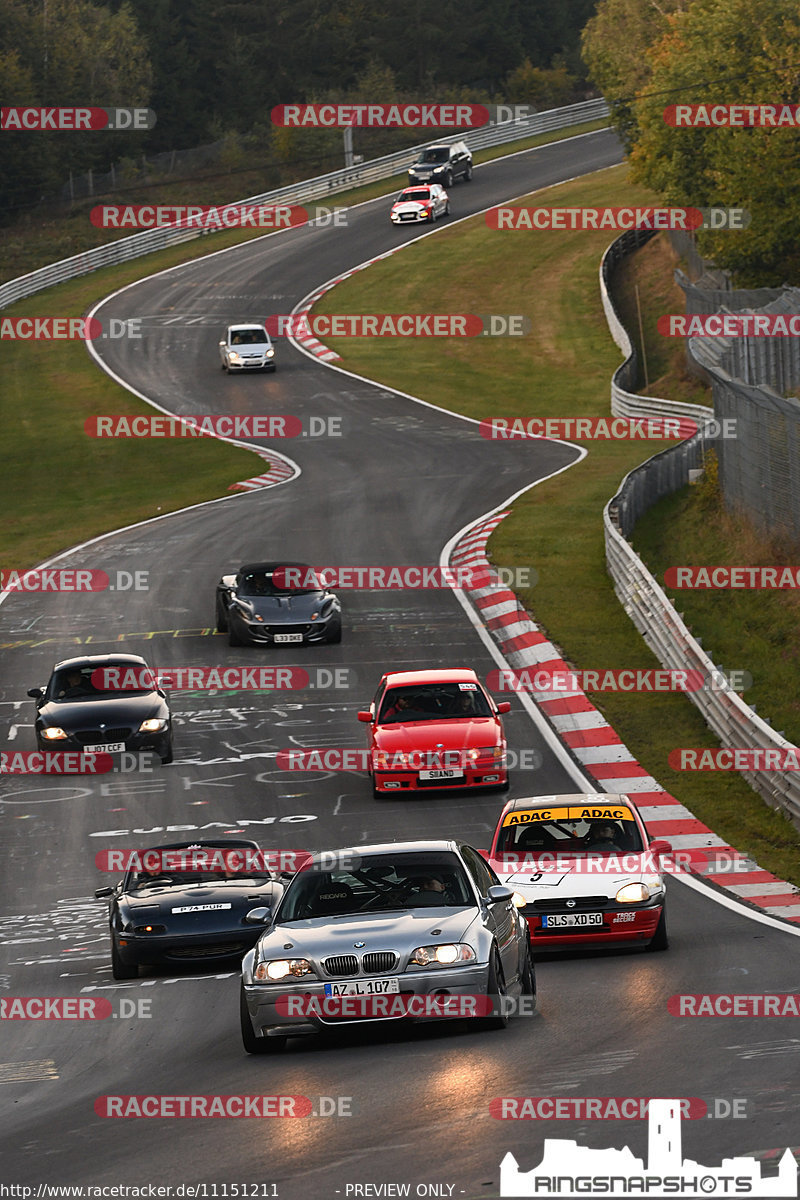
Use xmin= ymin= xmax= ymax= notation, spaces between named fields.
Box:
xmin=2 ymin=128 xmax=799 ymax=1197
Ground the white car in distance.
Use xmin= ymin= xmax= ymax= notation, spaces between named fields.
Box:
xmin=219 ymin=324 xmax=276 ymax=372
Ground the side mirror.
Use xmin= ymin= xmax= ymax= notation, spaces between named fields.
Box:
xmin=218 ymin=340 xmax=226 ymax=348
xmin=486 ymin=885 xmax=514 ymax=905
xmin=357 ymin=711 xmax=373 ymax=723
xmin=244 ymin=907 xmax=272 ymax=925
xmin=28 ymin=687 xmax=44 ymax=700
xmin=496 ymin=701 xmax=511 ymax=714
xmin=649 ymin=839 xmax=673 ymax=856
xmin=94 ymin=886 xmax=114 ymax=899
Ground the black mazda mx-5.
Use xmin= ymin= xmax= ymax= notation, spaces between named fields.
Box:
xmin=28 ymin=653 xmax=173 ymax=763
xmin=94 ymin=839 xmax=285 ymax=979
xmin=215 ymin=561 xmax=342 ymax=647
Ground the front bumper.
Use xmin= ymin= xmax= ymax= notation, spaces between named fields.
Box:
xmin=115 ymin=927 xmax=260 ymax=968
xmin=390 ymin=210 xmax=431 ymax=223
xmin=523 ymin=902 xmax=663 ymax=950
xmin=229 ymin=613 xmax=338 ymax=645
xmin=224 ymin=355 xmax=275 ymax=371
xmin=38 ymin=728 xmax=171 ymax=762
xmin=243 ymin=962 xmax=489 ymax=1039
xmin=373 ymin=765 xmax=507 ymax=793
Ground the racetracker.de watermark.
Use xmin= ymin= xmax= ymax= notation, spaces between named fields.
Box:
xmin=1 ymin=317 xmax=143 ymax=340
xmin=95 ymin=1095 xmax=312 ymax=1118
xmin=487 ymin=667 xmax=752 ymax=694
xmin=664 ymin=103 xmax=800 ymax=127
xmin=669 ymin=994 xmax=800 ymax=1016
xmin=1 ymin=568 xmax=148 ymax=592
xmin=486 ymin=206 xmax=704 ymax=231
xmin=83 ymin=415 xmax=342 ymax=438
xmin=660 ymin=314 xmax=800 ymax=337
xmin=89 ymin=666 xmax=354 ymax=692
xmin=479 ymin=416 xmax=704 ymax=440
xmin=1 ymin=106 xmax=156 ymax=130
xmin=1 ymin=996 xmax=152 ymax=1019
xmin=265 ymin=314 xmax=521 ymax=338
xmin=669 ymin=748 xmax=800 ymax=771
xmin=275 ymin=749 xmax=542 ymax=771
xmin=274 ymin=994 xmax=537 ymax=1019
xmin=93 ymin=848 xmax=361 ymax=873
xmin=1 ymin=752 xmax=113 ymax=775
xmin=490 ymin=1098 xmax=729 ymax=1120
xmin=271 ymin=564 xmax=537 ymax=590
xmin=665 ymin=565 xmax=800 ymax=589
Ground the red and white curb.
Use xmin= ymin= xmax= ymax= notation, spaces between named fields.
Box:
xmin=228 ymin=447 xmax=298 ymax=491
xmin=451 ymin=512 xmax=800 ymax=924
xmin=289 ymin=249 xmax=401 ymax=362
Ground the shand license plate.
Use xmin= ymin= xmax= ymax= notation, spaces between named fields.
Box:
xmin=419 ymin=768 xmax=464 ymax=781
xmin=273 ymin=633 xmax=303 ymax=644
xmin=84 ymin=741 xmax=126 ymax=753
xmin=542 ymin=912 xmax=604 ymax=928
xmin=324 ymin=978 xmax=400 ymax=997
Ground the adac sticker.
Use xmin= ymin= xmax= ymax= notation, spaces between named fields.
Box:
xmin=503 ymin=805 xmax=633 ymax=826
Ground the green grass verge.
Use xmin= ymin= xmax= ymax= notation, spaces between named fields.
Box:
xmin=309 ymin=161 xmax=800 ymax=886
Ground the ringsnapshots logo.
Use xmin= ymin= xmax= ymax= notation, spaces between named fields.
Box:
xmin=1 ymin=106 xmax=156 ymax=130
xmin=499 ymin=1098 xmax=797 ymax=1197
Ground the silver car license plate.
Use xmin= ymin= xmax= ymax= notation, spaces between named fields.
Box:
xmin=324 ymin=978 xmax=400 ymax=997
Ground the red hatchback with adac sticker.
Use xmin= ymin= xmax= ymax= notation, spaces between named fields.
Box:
xmin=357 ymin=669 xmax=510 ymax=798
xmin=485 ymin=794 xmax=671 ymax=951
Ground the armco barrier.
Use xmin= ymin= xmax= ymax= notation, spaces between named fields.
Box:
xmin=0 ymin=98 xmax=608 ymax=310
xmin=599 ymin=230 xmax=800 ymax=832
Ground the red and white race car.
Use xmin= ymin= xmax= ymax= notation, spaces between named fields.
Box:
xmin=358 ymin=668 xmax=509 ymax=796
xmin=389 ymin=185 xmax=449 ymax=224
xmin=485 ymin=793 xmax=671 ymax=951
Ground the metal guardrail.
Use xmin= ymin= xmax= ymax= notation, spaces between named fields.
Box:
xmin=599 ymin=230 xmax=800 ymax=832
xmin=0 ymin=98 xmax=609 ymax=310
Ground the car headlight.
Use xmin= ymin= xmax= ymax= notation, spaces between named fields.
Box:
xmin=466 ymin=746 xmax=503 ymax=763
xmin=409 ymin=943 xmax=476 ymax=966
xmin=255 ymin=958 xmax=314 ymax=981
xmin=139 ymin=718 xmax=167 ymax=733
xmin=266 ymin=348 xmax=274 ymax=356
xmin=511 ymin=892 xmax=528 ymax=909
xmin=229 ymin=352 xmax=242 ymax=363
xmin=42 ymin=726 xmax=68 ymax=740
xmin=616 ymin=882 xmax=653 ymax=903
xmin=373 ymin=749 xmax=406 ymax=769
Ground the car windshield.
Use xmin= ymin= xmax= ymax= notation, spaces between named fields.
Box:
xmin=277 ymin=852 xmax=473 ymax=920
xmin=51 ymin=665 xmax=152 ymax=701
xmin=238 ymin=568 xmax=320 ymax=597
xmin=419 ymin=148 xmax=448 ymax=163
xmin=128 ymin=868 xmax=270 ymax=890
xmin=399 ymin=188 xmax=430 ymax=201
xmin=230 ymin=329 xmax=268 ymax=344
xmin=378 ymin=683 xmax=492 ymax=723
xmin=495 ymin=812 xmax=644 ymax=860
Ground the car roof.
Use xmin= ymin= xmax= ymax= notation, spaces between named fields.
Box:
xmin=237 ymin=561 xmax=315 ymax=574
xmin=304 ymin=839 xmax=464 ymax=860
xmin=227 ymin=323 xmax=267 ymax=331
xmin=53 ymin=653 xmax=148 ymax=670
xmin=380 ymin=668 xmax=480 ymax=687
xmin=500 ymin=792 xmax=637 ymax=814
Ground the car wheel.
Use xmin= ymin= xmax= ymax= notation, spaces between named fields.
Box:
xmin=240 ymin=984 xmax=285 ymax=1054
xmin=478 ymin=948 xmax=509 ymax=1030
xmin=160 ymin=739 xmax=173 ymax=766
xmin=326 ymin=622 xmax=342 ymax=644
xmin=221 ymin=360 xmax=228 ymax=371
xmin=445 ymin=171 xmax=454 ymax=188
xmin=445 ymin=201 xmax=450 ymax=216
xmin=111 ymin=938 xmax=138 ymax=981
xmin=464 ymin=164 xmax=473 ymax=181
xmin=215 ymin=601 xmax=228 ymax=633
xmin=647 ymin=908 xmax=669 ymax=951
xmin=520 ymin=940 xmax=536 ymax=999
